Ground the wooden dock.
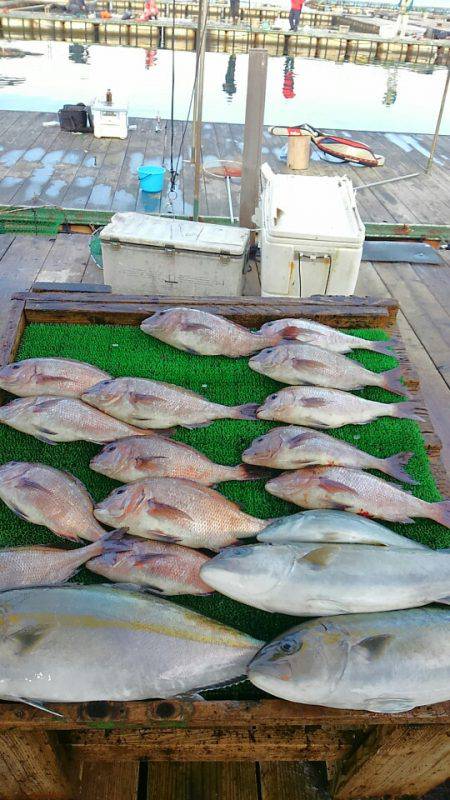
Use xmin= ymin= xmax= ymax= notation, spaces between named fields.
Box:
xmin=0 ymin=111 xmax=449 ymax=225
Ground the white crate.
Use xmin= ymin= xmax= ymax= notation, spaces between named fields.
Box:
xmin=100 ymin=213 xmax=250 ymax=296
xmin=92 ymin=99 xmax=128 ymax=139
xmin=259 ymin=166 xmax=365 ymax=298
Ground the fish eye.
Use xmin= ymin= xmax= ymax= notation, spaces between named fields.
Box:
xmin=280 ymin=638 xmax=298 ymax=654
xmin=10 ymin=364 xmax=21 ymax=370
xmin=265 ymin=348 xmax=273 ymax=353
xmin=269 ymin=394 xmax=277 ymax=400
xmin=106 ymin=445 xmax=116 ymax=452
xmin=116 ymin=488 xmax=126 ymax=495
xmin=100 ymin=380 xmax=112 ymax=386
xmin=254 ymin=437 xmax=264 ymax=443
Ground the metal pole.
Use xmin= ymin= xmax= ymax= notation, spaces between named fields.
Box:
xmin=192 ymin=0 xmax=208 ymax=220
xmin=239 ymin=48 xmax=268 ymax=229
xmin=426 ymin=67 xmax=450 ymax=174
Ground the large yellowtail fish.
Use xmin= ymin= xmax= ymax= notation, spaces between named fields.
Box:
xmin=0 ymin=585 xmax=263 ymax=702
xmin=248 ymin=607 xmax=450 ymax=711
xmin=0 ymin=461 xmax=106 ymax=542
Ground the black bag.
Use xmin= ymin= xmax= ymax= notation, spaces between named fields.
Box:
xmin=58 ymin=103 xmax=93 ymax=133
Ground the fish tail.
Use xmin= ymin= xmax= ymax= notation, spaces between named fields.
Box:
xmin=392 ymin=401 xmax=425 ymax=422
xmin=231 ymin=403 xmax=259 ymax=420
xmin=370 ymin=339 xmax=394 ymax=356
xmin=380 ymin=452 xmax=417 ymax=485
xmin=94 ymin=527 xmax=131 ymax=555
xmin=381 ymin=366 xmax=409 ymax=397
xmin=232 ymin=464 xmax=273 ymax=482
xmin=430 ymin=501 xmax=450 ymax=529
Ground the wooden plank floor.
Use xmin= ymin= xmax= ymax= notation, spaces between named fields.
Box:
xmin=0 ymin=111 xmax=449 ymax=223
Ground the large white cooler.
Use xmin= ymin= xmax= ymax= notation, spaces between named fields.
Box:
xmin=100 ymin=213 xmax=250 ymax=296
xmin=258 ymin=167 xmax=365 ymax=297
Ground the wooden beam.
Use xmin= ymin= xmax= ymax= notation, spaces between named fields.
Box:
xmin=77 ymin=760 xmax=140 ymax=800
xmin=259 ymin=761 xmax=329 ymax=800
xmin=0 ymin=730 xmax=73 ymax=800
xmin=239 ymin=49 xmax=268 ymax=229
xmin=65 ymin=726 xmax=356 ymax=763
xmin=147 ymin=762 xmax=259 ymax=800
xmin=332 ymin=724 xmax=450 ymax=798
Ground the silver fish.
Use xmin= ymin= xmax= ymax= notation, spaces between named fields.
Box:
xmin=0 ymin=585 xmax=263 ymax=701
xmin=0 ymin=461 xmax=106 ymax=542
xmin=0 ymin=358 xmax=110 ymax=399
xmin=259 ymin=318 xmax=393 ymax=355
xmin=265 ymin=466 xmax=450 ymax=528
xmin=256 ymin=386 xmax=421 ymax=428
xmin=87 ymin=536 xmax=212 ymax=595
xmin=257 ymin=510 xmax=427 ymax=549
xmin=248 ymin=607 xmax=450 ymax=712
xmin=82 ymin=377 xmax=258 ymax=429
xmin=243 ymin=426 xmax=416 ymax=484
xmin=0 ymin=396 xmax=152 ymax=444
xmin=201 ymin=542 xmax=450 ymax=615
xmin=0 ymin=530 xmax=125 ymax=591
xmin=140 ymin=307 xmax=280 ymax=357
xmin=94 ymin=477 xmax=269 ymax=550
xmin=249 ymin=344 xmax=407 ymax=396
xmin=90 ymin=435 xmax=264 ymax=485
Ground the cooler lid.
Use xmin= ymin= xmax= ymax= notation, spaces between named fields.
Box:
xmin=101 ymin=213 xmax=249 ymax=256
xmin=263 ymin=174 xmax=365 ymax=246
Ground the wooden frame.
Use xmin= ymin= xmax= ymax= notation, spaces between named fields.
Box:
xmin=0 ymin=285 xmax=449 ymax=799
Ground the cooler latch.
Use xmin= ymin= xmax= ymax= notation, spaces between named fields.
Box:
xmin=219 ymin=251 xmax=231 ymax=263
xmin=164 ymin=245 xmax=176 ymax=255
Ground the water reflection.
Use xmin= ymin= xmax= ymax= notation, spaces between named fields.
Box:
xmin=282 ymin=56 xmax=295 ymax=100
xmin=222 ymin=54 xmax=237 ymax=101
xmin=68 ymin=43 xmax=90 ymax=65
xmin=0 ymin=46 xmax=41 ymax=60
xmin=145 ymin=49 xmax=158 ymax=69
xmin=0 ymin=77 xmax=25 ymax=87
xmin=383 ymin=66 xmax=398 ymax=106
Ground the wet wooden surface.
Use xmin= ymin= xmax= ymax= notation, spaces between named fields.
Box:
xmin=0 ymin=111 xmax=449 ymax=222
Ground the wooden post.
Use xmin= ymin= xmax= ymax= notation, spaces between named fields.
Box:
xmin=0 ymin=730 xmax=74 ymax=800
xmin=332 ymin=724 xmax=450 ymax=799
xmin=239 ymin=48 xmax=268 ymax=230
xmin=426 ymin=67 xmax=450 ymax=174
xmin=192 ymin=0 xmax=208 ymax=220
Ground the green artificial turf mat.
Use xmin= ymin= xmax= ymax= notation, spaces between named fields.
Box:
xmin=0 ymin=321 xmax=448 ymax=701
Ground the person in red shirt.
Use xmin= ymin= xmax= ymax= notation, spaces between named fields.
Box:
xmin=289 ymin=0 xmax=304 ymax=31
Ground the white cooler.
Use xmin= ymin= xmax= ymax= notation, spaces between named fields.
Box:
xmin=258 ymin=166 xmax=365 ymax=297
xmin=100 ymin=213 xmax=250 ymax=296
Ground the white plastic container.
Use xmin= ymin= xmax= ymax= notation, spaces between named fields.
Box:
xmin=92 ymin=99 xmax=128 ymax=139
xmin=258 ymin=166 xmax=365 ymax=298
xmin=100 ymin=213 xmax=250 ymax=296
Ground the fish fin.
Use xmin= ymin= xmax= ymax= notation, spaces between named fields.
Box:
xmin=99 ymin=527 xmax=131 ymax=552
xmin=233 ymin=464 xmax=272 ymax=482
xmin=147 ymin=500 xmax=192 ymax=522
xmin=8 ymin=624 xmax=51 ymax=655
xmin=99 ymin=582 xmax=148 ymax=593
xmin=381 ymin=451 xmax=417 ymax=484
xmin=35 ymin=434 xmax=58 ymax=445
xmin=382 ymin=367 xmax=409 ymax=398
xmin=396 ymin=516 xmax=415 ymax=524
xmin=144 ymin=530 xmax=182 ymax=544
xmin=129 ymin=392 xmax=161 ymax=405
xmin=35 ymin=374 xmax=72 ymax=385
xmin=370 ymin=340 xmax=393 ymax=356
xmin=16 ymin=477 xmax=51 ymax=494
xmin=174 ymin=691 xmax=206 ymax=701
xmin=437 ymin=596 xmax=450 ymax=605
xmin=365 ymin=698 xmax=416 ymax=714
xmin=287 ymin=431 xmax=318 ymax=448
xmin=232 ymin=403 xmax=259 ymax=420
xmin=183 ymin=421 xmax=211 ymax=429
xmin=32 ymin=399 xmax=61 ymax=411
xmin=298 ymin=397 xmax=327 ymax=407
xmin=272 ymin=325 xmax=307 ymax=339
xmin=318 ymin=477 xmax=357 ymax=495
xmin=297 ymin=545 xmax=337 ymax=568
xmin=8 ymin=503 xmax=31 ymax=521
xmin=135 ymin=456 xmax=168 ymax=472
xmin=353 ymin=634 xmax=394 ymax=660
xmin=393 ymin=402 xmax=425 ymax=422
xmin=292 ymin=358 xmax=324 ymax=372
xmin=429 ymin=500 xmax=450 ymax=529
xmin=1 ymin=696 xmax=65 ymax=718
xmin=180 ymin=322 xmax=211 ymax=332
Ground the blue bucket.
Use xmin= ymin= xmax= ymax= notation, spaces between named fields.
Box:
xmin=138 ymin=165 xmax=165 ymax=193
